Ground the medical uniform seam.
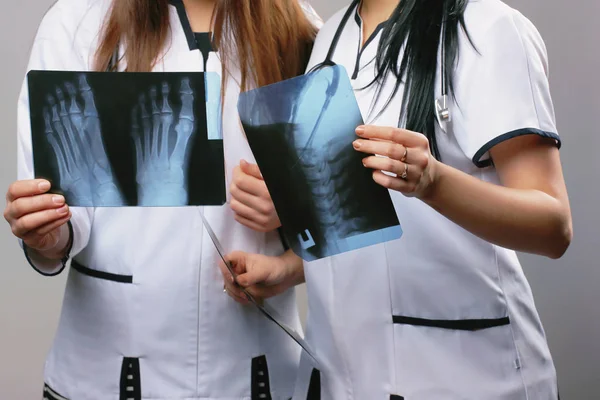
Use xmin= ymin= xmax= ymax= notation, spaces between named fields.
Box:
xmin=510 ymin=11 xmax=544 ymax=131
xmin=330 ymin=259 xmax=354 ymax=400
xmin=383 ymin=243 xmax=398 ymax=395
xmin=491 ymin=242 xmax=530 ymax=400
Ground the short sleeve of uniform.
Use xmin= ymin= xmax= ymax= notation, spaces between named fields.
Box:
xmin=453 ymin=10 xmax=560 ymax=168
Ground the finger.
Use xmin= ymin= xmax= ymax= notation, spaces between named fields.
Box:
xmin=245 ymin=285 xmax=280 ymax=302
xmin=232 ymin=171 xmax=269 ymax=198
xmin=6 ymin=180 xmax=52 ymax=202
xmin=230 ymin=182 xmax=274 ymax=216
xmin=32 ymin=211 xmax=72 ymax=237
xmin=240 ymin=159 xmax=264 ymax=180
xmin=356 ymin=125 xmax=427 ymax=148
xmin=236 ymin=266 xmax=271 ymax=288
xmin=230 ymin=199 xmax=269 ymax=227
xmin=11 ymin=205 xmax=70 ymax=238
xmin=233 ymin=213 xmax=271 ymax=233
xmin=353 ymin=138 xmax=409 ymax=162
xmin=372 ymin=170 xmax=418 ymax=194
xmin=9 ymin=193 xmax=66 ymax=220
xmin=362 ymin=157 xmax=421 ymax=180
xmin=224 ymin=281 xmax=250 ymax=304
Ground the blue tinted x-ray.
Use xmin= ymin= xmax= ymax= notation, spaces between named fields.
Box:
xmin=28 ymin=71 xmax=226 ymax=207
xmin=205 ymin=73 xmax=222 ymax=140
xmin=238 ymin=65 xmax=402 ymax=262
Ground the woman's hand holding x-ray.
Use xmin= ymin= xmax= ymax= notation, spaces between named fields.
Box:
xmin=219 ymin=250 xmax=304 ymax=304
xmin=4 ymin=179 xmax=71 ymax=257
xmin=44 ymin=75 xmax=124 ymax=206
xmin=133 ymin=79 xmax=195 ymax=206
xmin=353 ymin=125 xmax=439 ymax=199
xmin=230 ymin=160 xmax=281 ymax=232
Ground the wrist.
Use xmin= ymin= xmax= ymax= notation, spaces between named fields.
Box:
xmin=280 ymin=250 xmax=305 ymax=286
xmin=36 ymin=224 xmax=71 ymax=260
xmin=419 ymin=158 xmax=446 ymax=206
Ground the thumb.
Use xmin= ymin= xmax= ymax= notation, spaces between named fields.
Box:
xmin=236 ymin=265 xmax=271 ymax=288
xmin=240 ymin=159 xmax=263 ymax=180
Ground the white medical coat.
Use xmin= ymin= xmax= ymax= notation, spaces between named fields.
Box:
xmin=293 ymin=1 xmax=561 ymax=399
xmin=16 ymin=0 xmax=321 ymax=399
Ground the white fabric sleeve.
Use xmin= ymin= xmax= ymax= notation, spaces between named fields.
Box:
xmin=17 ymin=8 xmax=93 ymax=276
xmin=453 ymin=10 xmax=560 ymax=168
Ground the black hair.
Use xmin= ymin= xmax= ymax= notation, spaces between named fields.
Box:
xmin=372 ymin=0 xmax=472 ymax=160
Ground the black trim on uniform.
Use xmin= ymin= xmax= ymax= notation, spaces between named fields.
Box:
xmin=251 ymin=355 xmax=272 ymax=400
xmin=307 ymin=369 xmax=321 ymax=400
xmin=393 ymin=315 xmax=510 ymax=331
xmin=390 ymin=395 xmax=405 ymax=400
xmin=194 ymin=32 xmax=214 ymax=70
xmin=23 ymin=220 xmax=74 ymax=277
xmin=72 ymin=260 xmax=133 ymax=284
xmin=170 ymin=0 xmax=197 ymax=51
xmin=43 ymin=384 xmax=70 ymax=400
xmin=120 ymin=358 xmax=142 ymax=400
xmin=352 ymin=4 xmax=389 ymax=79
xmin=473 ymin=128 xmax=561 ymax=168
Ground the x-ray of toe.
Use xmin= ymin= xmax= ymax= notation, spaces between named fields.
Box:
xmin=28 ymin=71 xmax=226 ymax=207
xmin=238 ymin=65 xmax=403 ymax=262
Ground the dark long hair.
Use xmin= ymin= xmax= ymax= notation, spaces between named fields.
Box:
xmin=94 ymin=0 xmax=317 ymax=90
xmin=373 ymin=0 xmax=472 ymax=159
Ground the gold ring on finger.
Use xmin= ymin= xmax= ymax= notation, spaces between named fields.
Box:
xmin=400 ymin=163 xmax=409 ymax=180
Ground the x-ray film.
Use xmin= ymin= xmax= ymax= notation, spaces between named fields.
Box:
xmin=27 ymin=71 xmax=225 ymax=207
xmin=238 ymin=65 xmax=403 ymax=262
xmin=197 ymin=210 xmax=320 ymax=367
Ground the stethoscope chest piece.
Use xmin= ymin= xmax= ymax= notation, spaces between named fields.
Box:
xmin=435 ymin=94 xmax=451 ymax=133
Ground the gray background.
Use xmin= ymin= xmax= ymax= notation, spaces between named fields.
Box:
xmin=0 ymin=1 xmax=597 ymax=399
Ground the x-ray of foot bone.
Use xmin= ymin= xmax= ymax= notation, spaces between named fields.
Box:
xmin=238 ymin=65 xmax=403 ymax=262
xmin=41 ymin=74 xmax=125 ymax=206
xmin=132 ymin=79 xmax=195 ymax=206
xmin=28 ymin=71 xmax=226 ymax=207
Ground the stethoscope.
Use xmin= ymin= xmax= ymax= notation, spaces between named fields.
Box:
xmin=314 ymin=0 xmax=452 ymax=129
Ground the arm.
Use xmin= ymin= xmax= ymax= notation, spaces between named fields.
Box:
xmin=424 ymin=135 xmax=571 ymax=259
xmin=10 ymin=5 xmax=93 ymax=275
xmin=355 ymin=126 xmax=572 ymax=260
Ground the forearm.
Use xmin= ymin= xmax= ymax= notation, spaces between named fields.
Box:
xmin=280 ymin=249 xmax=305 ymax=286
xmin=422 ymin=162 xmax=572 ymax=259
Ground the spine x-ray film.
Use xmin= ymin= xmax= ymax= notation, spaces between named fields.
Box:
xmin=27 ymin=70 xmax=226 ymax=207
xmin=238 ymin=65 xmax=403 ymax=262
xmin=197 ymin=210 xmax=320 ymax=367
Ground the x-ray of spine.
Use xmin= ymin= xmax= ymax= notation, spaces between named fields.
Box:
xmin=28 ymin=71 xmax=226 ymax=207
xmin=238 ymin=65 xmax=402 ymax=261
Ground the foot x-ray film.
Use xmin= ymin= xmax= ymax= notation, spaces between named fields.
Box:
xmin=27 ymin=71 xmax=226 ymax=207
xmin=238 ymin=65 xmax=402 ymax=261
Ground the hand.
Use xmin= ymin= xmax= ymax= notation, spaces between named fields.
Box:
xmin=4 ymin=179 xmax=72 ymax=255
xmin=133 ymin=78 xmax=195 ymax=206
xmin=353 ymin=125 xmax=440 ymax=199
xmin=219 ymin=250 xmax=303 ymax=305
xmin=44 ymin=74 xmax=124 ymax=206
xmin=230 ymin=160 xmax=281 ymax=232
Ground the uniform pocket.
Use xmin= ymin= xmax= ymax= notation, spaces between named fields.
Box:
xmin=392 ymin=317 xmax=526 ymax=399
xmin=71 ymin=260 xmax=133 ymax=284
